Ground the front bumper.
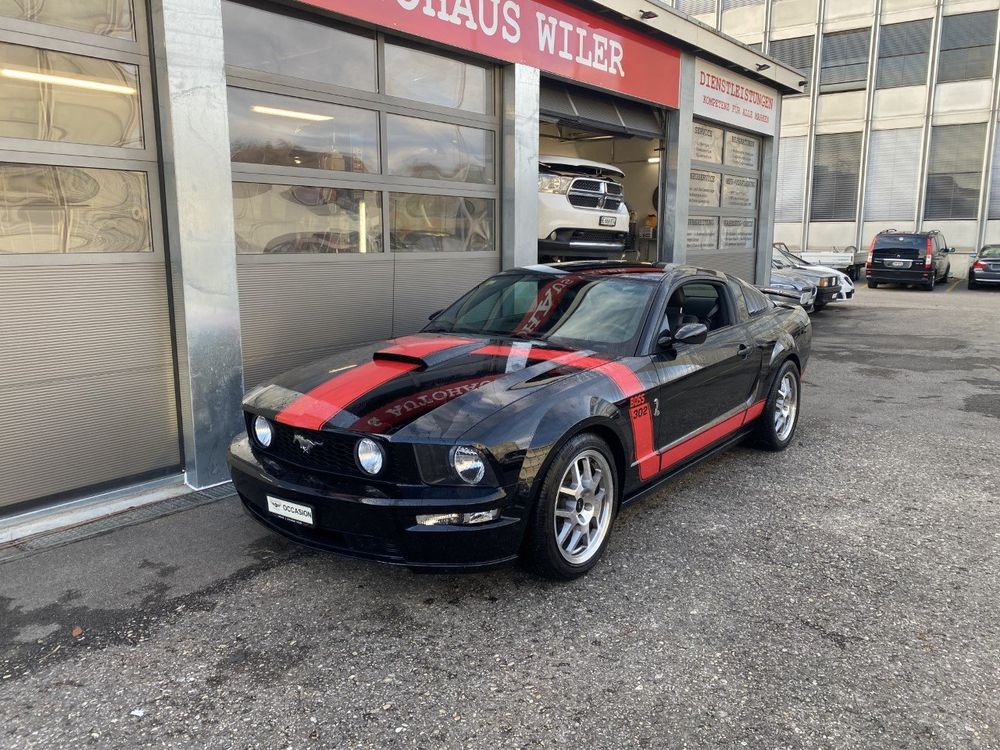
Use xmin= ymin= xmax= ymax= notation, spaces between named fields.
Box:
xmin=814 ymin=286 xmax=840 ymax=305
xmin=228 ymin=436 xmax=523 ymax=570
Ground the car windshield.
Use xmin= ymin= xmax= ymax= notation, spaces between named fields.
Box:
xmin=425 ymin=271 xmax=658 ymax=356
xmin=772 ymin=254 xmax=795 ymax=269
xmin=980 ymin=245 xmax=1000 ymax=258
xmin=776 ymin=247 xmax=807 ymax=265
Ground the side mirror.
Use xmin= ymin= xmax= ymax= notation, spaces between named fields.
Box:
xmin=657 ymin=323 xmax=708 ymax=349
xmin=428 ymin=309 xmax=443 ymax=321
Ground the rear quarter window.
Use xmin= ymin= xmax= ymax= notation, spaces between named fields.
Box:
xmin=738 ymin=279 xmax=772 ymax=316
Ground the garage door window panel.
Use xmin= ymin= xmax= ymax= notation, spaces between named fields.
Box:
xmin=221 ymin=0 xmax=376 ymax=93
xmin=937 ymin=12 xmax=997 ymax=83
xmin=384 ymin=42 xmax=491 ymax=115
xmin=389 ymin=193 xmax=494 ymax=253
xmin=810 ymin=132 xmax=862 ymax=222
xmin=0 ymin=41 xmax=142 ymax=148
xmin=227 ymin=87 xmax=379 ymax=174
xmin=233 ymin=182 xmax=383 ymax=255
xmin=0 ymin=0 xmax=135 ymax=40
xmin=0 ymin=162 xmax=151 ymax=254
xmin=386 ymin=115 xmax=493 ymax=184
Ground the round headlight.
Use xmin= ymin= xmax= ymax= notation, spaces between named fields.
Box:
xmin=451 ymin=446 xmax=486 ymax=485
xmin=253 ymin=416 xmax=273 ymax=448
xmin=356 ymin=438 xmax=384 ymax=475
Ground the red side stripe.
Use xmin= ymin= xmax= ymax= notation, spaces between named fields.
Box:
xmin=275 ymin=337 xmax=474 ymax=430
xmin=658 ymin=399 xmax=767 ymax=473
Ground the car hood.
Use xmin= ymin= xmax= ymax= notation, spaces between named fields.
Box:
xmin=538 ymin=154 xmax=625 ymax=178
xmin=768 ymin=270 xmax=812 ymax=291
xmin=795 ymin=262 xmax=852 ymax=285
xmin=243 ymin=333 xmax=614 ymax=441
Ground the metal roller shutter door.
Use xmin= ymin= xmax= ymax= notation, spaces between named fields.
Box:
xmin=864 ymin=128 xmax=921 ymax=221
xmin=540 ymin=79 xmax=662 ymax=138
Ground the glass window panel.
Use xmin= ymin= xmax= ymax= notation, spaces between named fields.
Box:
xmin=0 ymin=163 xmax=151 ymax=253
xmin=233 ymin=183 xmax=382 ymax=255
xmin=0 ymin=0 xmax=134 ymax=39
xmin=221 ymin=1 xmax=376 ymax=92
xmin=0 ymin=42 xmax=142 ymax=148
xmin=389 ymin=194 xmax=494 ymax=253
xmin=227 ymin=87 xmax=379 ymax=173
xmin=384 ymin=43 xmax=490 ymax=114
xmin=387 ymin=115 xmax=493 ymax=184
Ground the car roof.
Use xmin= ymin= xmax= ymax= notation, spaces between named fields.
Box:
xmin=517 ymin=261 xmax=730 ymax=284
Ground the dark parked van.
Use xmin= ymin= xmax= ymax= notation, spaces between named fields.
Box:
xmin=866 ymin=230 xmax=952 ymax=291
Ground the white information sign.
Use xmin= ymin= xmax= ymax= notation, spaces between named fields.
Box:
xmin=725 ymin=132 xmax=761 ymax=170
xmin=690 ymin=170 xmax=722 ymax=208
xmin=687 ymin=217 xmax=719 ymax=251
xmin=692 ymin=123 xmax=724 ymax=164
xmin=720 ymin=218 xmax=756 ymax=250
xmin=694 ymin=59 xmax=779 ymax=137
xmin=722 ymin=175 xmax=758 ymax=210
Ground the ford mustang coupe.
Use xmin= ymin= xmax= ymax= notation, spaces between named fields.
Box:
xmin=229 ymin=262 xmax=811 ymax=579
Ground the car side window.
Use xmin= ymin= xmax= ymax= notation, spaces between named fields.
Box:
xmin=739 ymin=279 xmax=772 ymax=316
xmin=662 ymin=281 xmax=732 ymax=333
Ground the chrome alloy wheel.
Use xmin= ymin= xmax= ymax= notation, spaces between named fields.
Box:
xmin=553 ymin=449 xmax=614 ymax=565
xmin=774 ymin=372 xmax=799 ymax=442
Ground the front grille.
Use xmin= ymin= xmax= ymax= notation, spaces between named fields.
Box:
xmin=571 ymin=179 xmax=603 ymax=192
xmin=265 ymin=420 xmax=361 ymax=476
xmin=568 ymin=194 xmax=601 ymax=209
xmin=567 ymin=177 xmax=625 ymax=211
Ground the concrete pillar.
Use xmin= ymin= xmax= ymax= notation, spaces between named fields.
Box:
xmin=661 ymin=52 xmax=697 ymax=264
xmin=502 ymin=63 xmax=541 ymax=269
xmin=149 ymin=0 xmax=245 ymax=488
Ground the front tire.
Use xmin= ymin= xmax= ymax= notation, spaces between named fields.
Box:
xmin=754 ymin=361 xmax=801 ymax=452
xmin=522 ymin=433 xmax=619 ymax=580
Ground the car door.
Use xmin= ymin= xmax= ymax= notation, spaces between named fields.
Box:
xmin=650 ymin=279 xmax=762 ymax=453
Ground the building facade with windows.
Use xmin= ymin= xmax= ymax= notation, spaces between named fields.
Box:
xmin=0 ymin=0 xmax=797 ymax=524
xmin=663 ymin=0 xmax=1000 ymax=269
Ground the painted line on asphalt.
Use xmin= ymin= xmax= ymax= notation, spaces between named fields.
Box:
xmin=947 ymin=278 xmax=962 ymax=292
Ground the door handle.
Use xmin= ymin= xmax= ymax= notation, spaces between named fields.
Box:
xmin=738 ymin=344 xmax=751 ymax=360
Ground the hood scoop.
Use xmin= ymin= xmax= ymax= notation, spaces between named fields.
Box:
xmin=372 ymin=350 xmax=430 ymax=368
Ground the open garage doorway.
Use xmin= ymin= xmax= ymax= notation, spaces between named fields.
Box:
xmin=538 ymin=78 xmax=666 ymax=264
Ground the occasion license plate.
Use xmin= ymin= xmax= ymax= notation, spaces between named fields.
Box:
xmin=266 ymin=496 xmax=314 ymax=526
xmin=599 ymin=215 xmax=617 ymax=227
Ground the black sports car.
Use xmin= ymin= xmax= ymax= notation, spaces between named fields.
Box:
xmin=229 ymin=262 xmax=812 ymax=579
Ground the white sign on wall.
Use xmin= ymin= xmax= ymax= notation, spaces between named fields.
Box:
xmin=694 ymin=59 xmax=778 ymax=137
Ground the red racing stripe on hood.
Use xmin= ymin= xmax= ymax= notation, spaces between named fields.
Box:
xmin=275 ymin=336 xmax=473 ymax=430
xmin=472 ymin=344 xmax=659 ymax=480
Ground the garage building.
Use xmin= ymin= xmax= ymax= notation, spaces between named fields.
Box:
xmin=0 ymin=0 xmax=799 ymax=521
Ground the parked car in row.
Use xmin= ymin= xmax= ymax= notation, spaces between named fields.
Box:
xmin=770 ymin=255 xmax=843 ymax=311
xmin=866 ymin=229 xmax=952 ymax=291
xmin=229 ymin=262 xmax=811 ymax=579
xmin=774 ymin=241 xmax=866 ymax=282
xmin=761 ymin=265 xmax=818 ymax=312
xmin=968 ymin=245 xmax=1000 ymax=289
xmin=773 ymin=243 xmax=855 ymax=303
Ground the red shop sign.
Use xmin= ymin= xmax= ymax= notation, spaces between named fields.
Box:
xmin=296 ymin=0 xmax=681 ymax=108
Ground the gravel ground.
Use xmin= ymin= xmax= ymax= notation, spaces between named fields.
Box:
xmin=1 ymin=281 xmax=999 ymax=749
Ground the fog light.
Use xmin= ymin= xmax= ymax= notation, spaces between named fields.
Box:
xmin=451 ymin=446 xmax=486 ymax=484
xmin=416 ymin=509 xmax=501 ymax=526
xmin=253 ymin=415 xmax=273 ymax=447
xmin=356 ymin=438 xmax=384 ymax=475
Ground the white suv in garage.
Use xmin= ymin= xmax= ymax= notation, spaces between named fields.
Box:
xmin=537 ymin=155 xmax=630 ymax=260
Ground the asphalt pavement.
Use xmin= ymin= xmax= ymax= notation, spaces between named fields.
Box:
xmin=2 ymin=281 xmax=999 ymax=749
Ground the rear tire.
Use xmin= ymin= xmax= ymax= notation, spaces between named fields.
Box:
xmin=867 ymin=280 xmax=879 ymax=289
xmin=521 ymin=433 xmax=619 ymax=580
xmin=924 ymin=275 xmax=936 ymax=291
xmin=754 ymin=360 xmax=801 ymax=452
xmin=968 ymin=277 xmax=978 ymax=290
